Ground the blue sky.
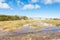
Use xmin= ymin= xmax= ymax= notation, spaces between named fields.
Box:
xmin=0 ymin=0 xmax=60 ymax=18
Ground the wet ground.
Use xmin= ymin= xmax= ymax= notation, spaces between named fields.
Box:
xmin=0 ymin=22 xmax=60 ymax=40
xmin=0 ymin=30 xmax=60 ymax=40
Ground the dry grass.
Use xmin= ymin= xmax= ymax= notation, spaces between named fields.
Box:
xmin=43 ymin=20 xmax=60 ymax=26
xmin=0 ymin=20 xmax=41 ymax=32
xmin=29 ymin=22 xmax=44 ymax=30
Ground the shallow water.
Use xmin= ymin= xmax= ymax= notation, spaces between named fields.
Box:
xmin=15 ymin=22 xmax=60 ymax=34
xmin=6 ymin=24 xmax=60 ymax=36
xmin=0 ymin=22 xmax=60 ymax=35
xmin=0 ymin=22 xmax=60 ymax=40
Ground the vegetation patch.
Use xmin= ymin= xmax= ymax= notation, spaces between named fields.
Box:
xmin=29 ymin=22 xmax=44 ymax=30
xmin=43 ymin=20 xmax=60 ymax=26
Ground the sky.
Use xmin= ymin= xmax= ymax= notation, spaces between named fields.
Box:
xmin=0 ymin=0 xmax=60 ymax=18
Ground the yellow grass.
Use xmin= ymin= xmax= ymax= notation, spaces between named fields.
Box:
xmin=0 ymin=20 xmax=41 ymax=32
xmin=29 ymin=22 xmax=44 ymax=30
xmin=43 ymin=20 xmax=60 ymax=26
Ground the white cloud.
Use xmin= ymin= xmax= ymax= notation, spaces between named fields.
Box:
xmin=31 ymin=0 xmax=39 ymax=3
xmin=17 ymin=1 xmax=24 ymax=5
xmin=42 ymin=0 xmax=60 ymax=4
xmin=34 ymin=4 xmax=41 ymax=9
xmin=54 ymin=0 xmax=60 ymax=2
xmin=0 ymin=0 xmax=11 ymax=9
xmin=22 ymin=4 xmax=40 ymax=10
xmin=0 ymin=3 xmax=10 ymax=9
xmin=0 ymin=0 xmax=4 ymax=2
xmin=23 ymin=4 xmax=34 ymax=10
xmin=17 ymin=1 xmax=20 ymax=4
xmin=42 ymin=0 xmax=53 ymax=4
